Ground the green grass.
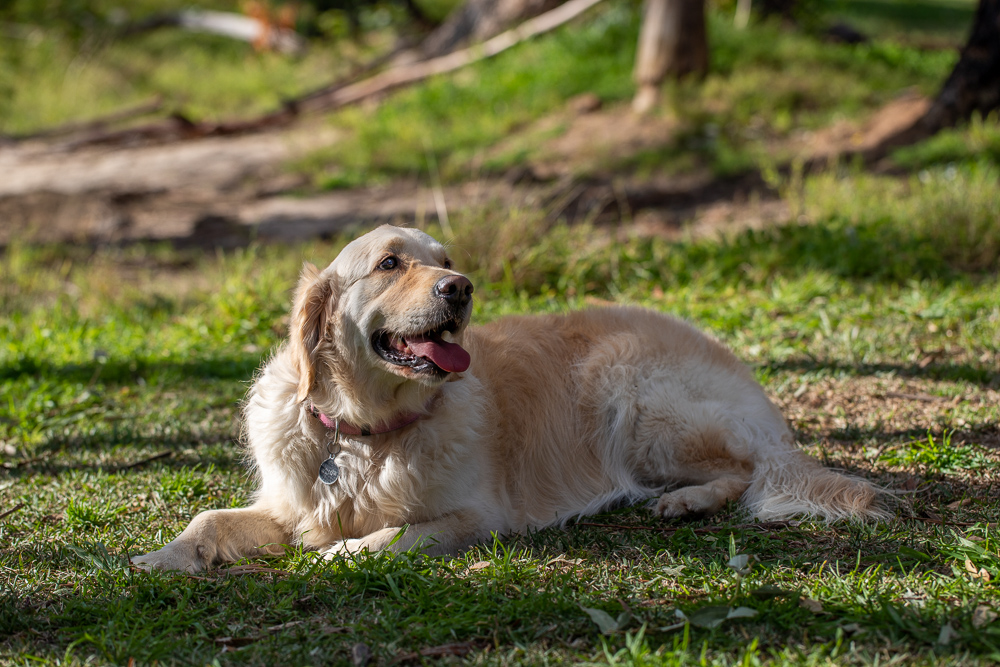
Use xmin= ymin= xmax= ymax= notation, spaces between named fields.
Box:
xmin=3 ymin=0 xmax=1000 ymax=663
xmin=2 ymin=209 xmax=999 ymax=664
xmin=301 ymin=4 xmax=961 ymax=185
xmin=0 ymin=0 xmax=400 ymax=134
xmin=827 ymin=0 xmax=978 ymax=44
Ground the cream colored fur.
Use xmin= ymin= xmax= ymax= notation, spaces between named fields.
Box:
xmin=132 ymin=225 xmax=887 ymax=572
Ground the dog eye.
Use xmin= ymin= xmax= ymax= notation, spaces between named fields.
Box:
xmin=443 ymin=259 xmax=452 ymax=270
xmin=378 ymin=256 xmax=398 ymax=271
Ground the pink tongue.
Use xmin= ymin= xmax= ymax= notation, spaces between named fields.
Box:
xmin=405 ymin=335 xmax=471 ymax=373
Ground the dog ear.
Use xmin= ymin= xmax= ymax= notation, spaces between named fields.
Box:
xmin=289 ymin=262 xmax=336 ymax=403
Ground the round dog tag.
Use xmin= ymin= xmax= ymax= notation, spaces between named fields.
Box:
xmin=319 ymin=457 xmax=340 ymax=485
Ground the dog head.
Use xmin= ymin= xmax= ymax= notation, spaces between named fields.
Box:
xmin=288 ymin=226 xmax=473 ymax=421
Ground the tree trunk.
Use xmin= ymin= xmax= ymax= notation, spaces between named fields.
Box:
xmin=923 ymin=0 xmax=1000 ymax=130
xmin=633 ymin=0 xmax=708 ymax=113
xmin=419 ymin=0 xmax=564 ymax=59
xmin=866 ymin=0 xmax=1000 ymax=158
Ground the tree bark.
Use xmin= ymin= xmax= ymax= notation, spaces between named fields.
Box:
xmin=923 ymin=0 xmax=1000 ymax=130
xmin=419 ymin=0 xmax=565 ymax=59
xmin=866 ymin=0 xmax=1000 ymax=158
xmin=633 ymin=0 xmax=709 ymax=113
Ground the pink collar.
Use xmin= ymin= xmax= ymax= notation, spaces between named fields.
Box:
xmin=309 ymin=404 xmax=424 ymax=436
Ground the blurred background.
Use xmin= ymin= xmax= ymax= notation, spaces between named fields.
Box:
xmin=1 ymin=0 xmax=997 ymax=255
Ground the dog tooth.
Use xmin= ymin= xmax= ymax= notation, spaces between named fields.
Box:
xmin=441 ymin=330 xmax=454 ymax=343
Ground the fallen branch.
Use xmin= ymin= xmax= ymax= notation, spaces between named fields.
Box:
xmin=56 ymin=0 xmax=606 ymax=149
xmin=117 ymin=451 xmax=172 ymax=471
xmin=12 ymin=97 xmax=164 ymax=141
xmin=299 ymin=0 xmax=605 ymax=114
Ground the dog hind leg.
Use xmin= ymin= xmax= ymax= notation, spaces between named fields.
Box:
xmin=655 ymin=474 xmax=749 ymax=518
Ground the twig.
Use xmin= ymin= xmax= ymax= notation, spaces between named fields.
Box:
xmin=12 ymin=97 xmax=164 ymax=141
xmin=1 ymin=450 xmax=55 ymax=470
xmin=119 ymin=451 xmax=172 ymax=471
xmin=0 ymin=503 xmax=26 ymax=521
xmin=912 ymin=517 xmax=978 ymax=527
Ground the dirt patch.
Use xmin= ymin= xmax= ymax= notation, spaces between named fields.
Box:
xmin=0 ymin=91 xmax=931 ymax=248
xmin=528 ymin=103 xmax=681 ymax=179
xmin=795 ymin=89 xmax=931 ymax=160
xmin=774 ymin=374 xmax=999 ymax=448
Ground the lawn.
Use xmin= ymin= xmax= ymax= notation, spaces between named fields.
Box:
xmin=2 ymin=0 xmax=1000 ymax=664
xmin=2 ymin=198 xmax=998 ymax=664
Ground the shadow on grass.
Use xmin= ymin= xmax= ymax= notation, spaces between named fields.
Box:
xmin=2 ymin=436 xmax=246 ymax=479
xmin=833 ymin=0 xmax=977 ymax=34
xmin=5 ymin=477 xmax=1000 ymax=664
xmin=0 ymin=354 xmax=264 ymax=385
xmin=765 ymin=358 xmax=999 ymax=387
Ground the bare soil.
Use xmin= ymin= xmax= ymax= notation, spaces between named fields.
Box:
xmin=0 ymin=91 xmax=930 ymax=248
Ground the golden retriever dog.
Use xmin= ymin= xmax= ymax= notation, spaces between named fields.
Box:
xmin=133 ymin=225 xmax=885 ymax=572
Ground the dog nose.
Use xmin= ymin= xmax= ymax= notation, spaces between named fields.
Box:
xmin=434 ymin=275 xmax=474 ymax=306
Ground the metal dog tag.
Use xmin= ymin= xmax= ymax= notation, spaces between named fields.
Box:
xmin=318 ymin=457 xmax=340 ymax=485
xmin=319 ymin=421 xmax=342 ymax=485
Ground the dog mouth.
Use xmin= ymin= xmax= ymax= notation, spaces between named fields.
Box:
xmin=372 ymin=320 xmax=471 ymax=375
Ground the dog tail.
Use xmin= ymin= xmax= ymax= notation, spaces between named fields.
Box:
xmin=743 ymin=451 xmax=890 ymax=522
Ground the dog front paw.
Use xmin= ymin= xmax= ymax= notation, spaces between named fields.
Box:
xmin=131 ymin=541 xmax=208 ymax=573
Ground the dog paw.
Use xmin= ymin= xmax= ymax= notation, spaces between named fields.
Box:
xmin=131 ymin=543 xmax=205 ymax=573
xmin=655 ymin=488 xmax=715 ymax=519
xmin=323 ymin=539 xmax=369 ymax=558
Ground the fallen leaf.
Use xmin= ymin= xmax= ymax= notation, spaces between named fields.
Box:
xmin=682 ymin=605 xmax=731 ymax=629
xmin=947 ymin=498 xmax=973 ymax=510
xmin=267 ymin=620 xmax=306 ymax=632
xmin=964 ymin=559 xmax=991 ymax=581
xmin=727 ymin=607 xmax=758 ymax=620
xmin=680 ymin=605 xmax=757 ymax=629
xmin=352 ymin=642 xmax=371 ymax=667
xmin=546 ymin=556 xmax=583 ymax=567
xmin=937 ymin=622 xmax=957 ymax=646
xmin=467 ymin=561 xmax=490 ymax=571
xmin=727 ymin=554 xmax=751 ymax=576
xmin=800 ymin=598 xmax=824 ymax=613
xmin=973 ymin=606 xmax=998 ymax=629
xmin=581 ymin=605 xmax=631 ymax=634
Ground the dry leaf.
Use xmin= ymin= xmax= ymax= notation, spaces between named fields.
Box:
xmin=973 ymin=606 xmax=998 ymax=628
xmin=947 ymin=498 xmax=973 ymax=510
xmin=352 ymin=642 xmax=372 ymax=667
xmin=964 ymin=559 xmax=991 ymax=582
xmin=800 ymin=598 xmax=824 ymax=613
xmin=467 ymin=561 xmax=491 ymax=571
xmin=546 ymin=556 xmax=584 ymax=567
